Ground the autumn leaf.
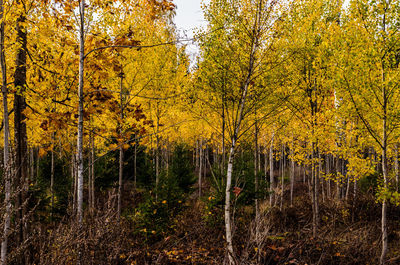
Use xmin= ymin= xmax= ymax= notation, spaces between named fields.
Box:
xmin=233 ymin=187 xmax=242 ymax=197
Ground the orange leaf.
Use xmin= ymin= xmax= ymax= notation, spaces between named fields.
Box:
xmin=233 ymin=187 xmax=242 ymax=196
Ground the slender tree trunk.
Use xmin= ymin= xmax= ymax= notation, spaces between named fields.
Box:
xmin=395 ymin=144 xmax=398 ymax=192
xmin=204 ymin=144 xmax=207 ymax=179
xmin=224 ymin=1 xmax=264 ymax=262
xmin=88 ymin=134 xmax=92 ymax=212
xmin=258 ymin=146 xmax=261 ymax=172
xmin=166 ymin=142 xmax=170 ymax=173
xmin=225 ymin=142 xmax=236 ymax=264
xmin=354 ymin=178 xmax=357 ymax=199
xmin=327 ymin=154 xmax=331 ymax=198
xmin=91 ymin=136 xmax=95 ymax=210
xmin=36 ymin=148 xmax=40 ymax=185
xmin=195 ymin=140 xmax=199 ymax=170
xmin=307 ymin=163 xmax=311 ymax=197
xmin=269 ymin=133 xmax=275 ymax=206
xmin=308 ymin=77 xmax=320 ymax=237
xmin=222 ymin=91 xmax=226 ymax=175
xmin=264 ymin=148 xmax=268 ymax=190
xmin=50 ymin=134 xmax=55 ymax=219
xmin=320 ymin=152 xmax=324 ymax=203
xmin=155 ymin=116 xmax=160 ymax=197
xmin=118 ymin=73 xmax=124 ymax=220
xmin=336 ymin=156 xmax=340 ymax=200
xmin=72 ymin=152 xmax=76 ymax=213
xmin=134 ymin=137 xmax=137 ymax=190
xmin=345 ymin=175 xmax=350 ymax=201
xmin=199 ymin=139 xmax=202 ymax=198
xmin=193 ymin=145 xmax=195 ymax=165
xmin=0 ymin=0 xmax=10 ymax=260
xmin=315 ymin=147 xmax=320 ymax=230
xmin=30 ymin=147 xmax=34 ymax=182
xmin=214 ymin=147 xmax=218 ymax=167
xmin=76 ymin=0 xmax=85 ymax=225
xmin=280 ymin=145 xmax=284 ymax=211
xmin=380 ymin=37 xmax=388 ymax=264
xmin=254 ymin=116 xmax=260 ymax=260
xmin=290 ymin=140 xmax=295 ymax=207
xmin=311 ymin=144 xmax=316 ymax=237
xmin=254 ymin=116 xmax=259 ymax=218
xmin=118 ymin=144 xmax=124 ymax=219
xmin=311 ymin=143 xmax=319 ymax=238
xmin=224 ymin=51 xmax=255 ymax=265
xmin=381 ymin=143 xmax=388 ymax=265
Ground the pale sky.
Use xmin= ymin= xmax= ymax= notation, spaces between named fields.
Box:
xmin=173 ymin=0 xmax=210 ymax=60
xmin=173 ymin=0 xmax=350 ymax=62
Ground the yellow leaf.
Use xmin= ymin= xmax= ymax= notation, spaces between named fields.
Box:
xmin=38 ymin=148 xmax=47 ymax=157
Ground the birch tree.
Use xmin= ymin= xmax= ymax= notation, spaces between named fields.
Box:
xmin=76 ymin=0 xmax=85 ymax=225
xmin=199 ymin=0 xmax=281 ymax=263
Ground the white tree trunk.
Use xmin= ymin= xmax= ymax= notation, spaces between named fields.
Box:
xmin=225 ymin=143 xmax=235 ymax=264
xmin=223 ymin=0 xmax=271 ymax=262
xmin=225 ymin=38 xmax=256 ymax=265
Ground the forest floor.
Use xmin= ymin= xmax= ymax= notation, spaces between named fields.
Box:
xmin=126 ymin=183 xmax=400 ymax=265
xmin=37 ymin=180 xmax=400 ymax=264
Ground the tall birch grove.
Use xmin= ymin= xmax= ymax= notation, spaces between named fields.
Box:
xmin=0 ymin=0 xmax=398 ymax=264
